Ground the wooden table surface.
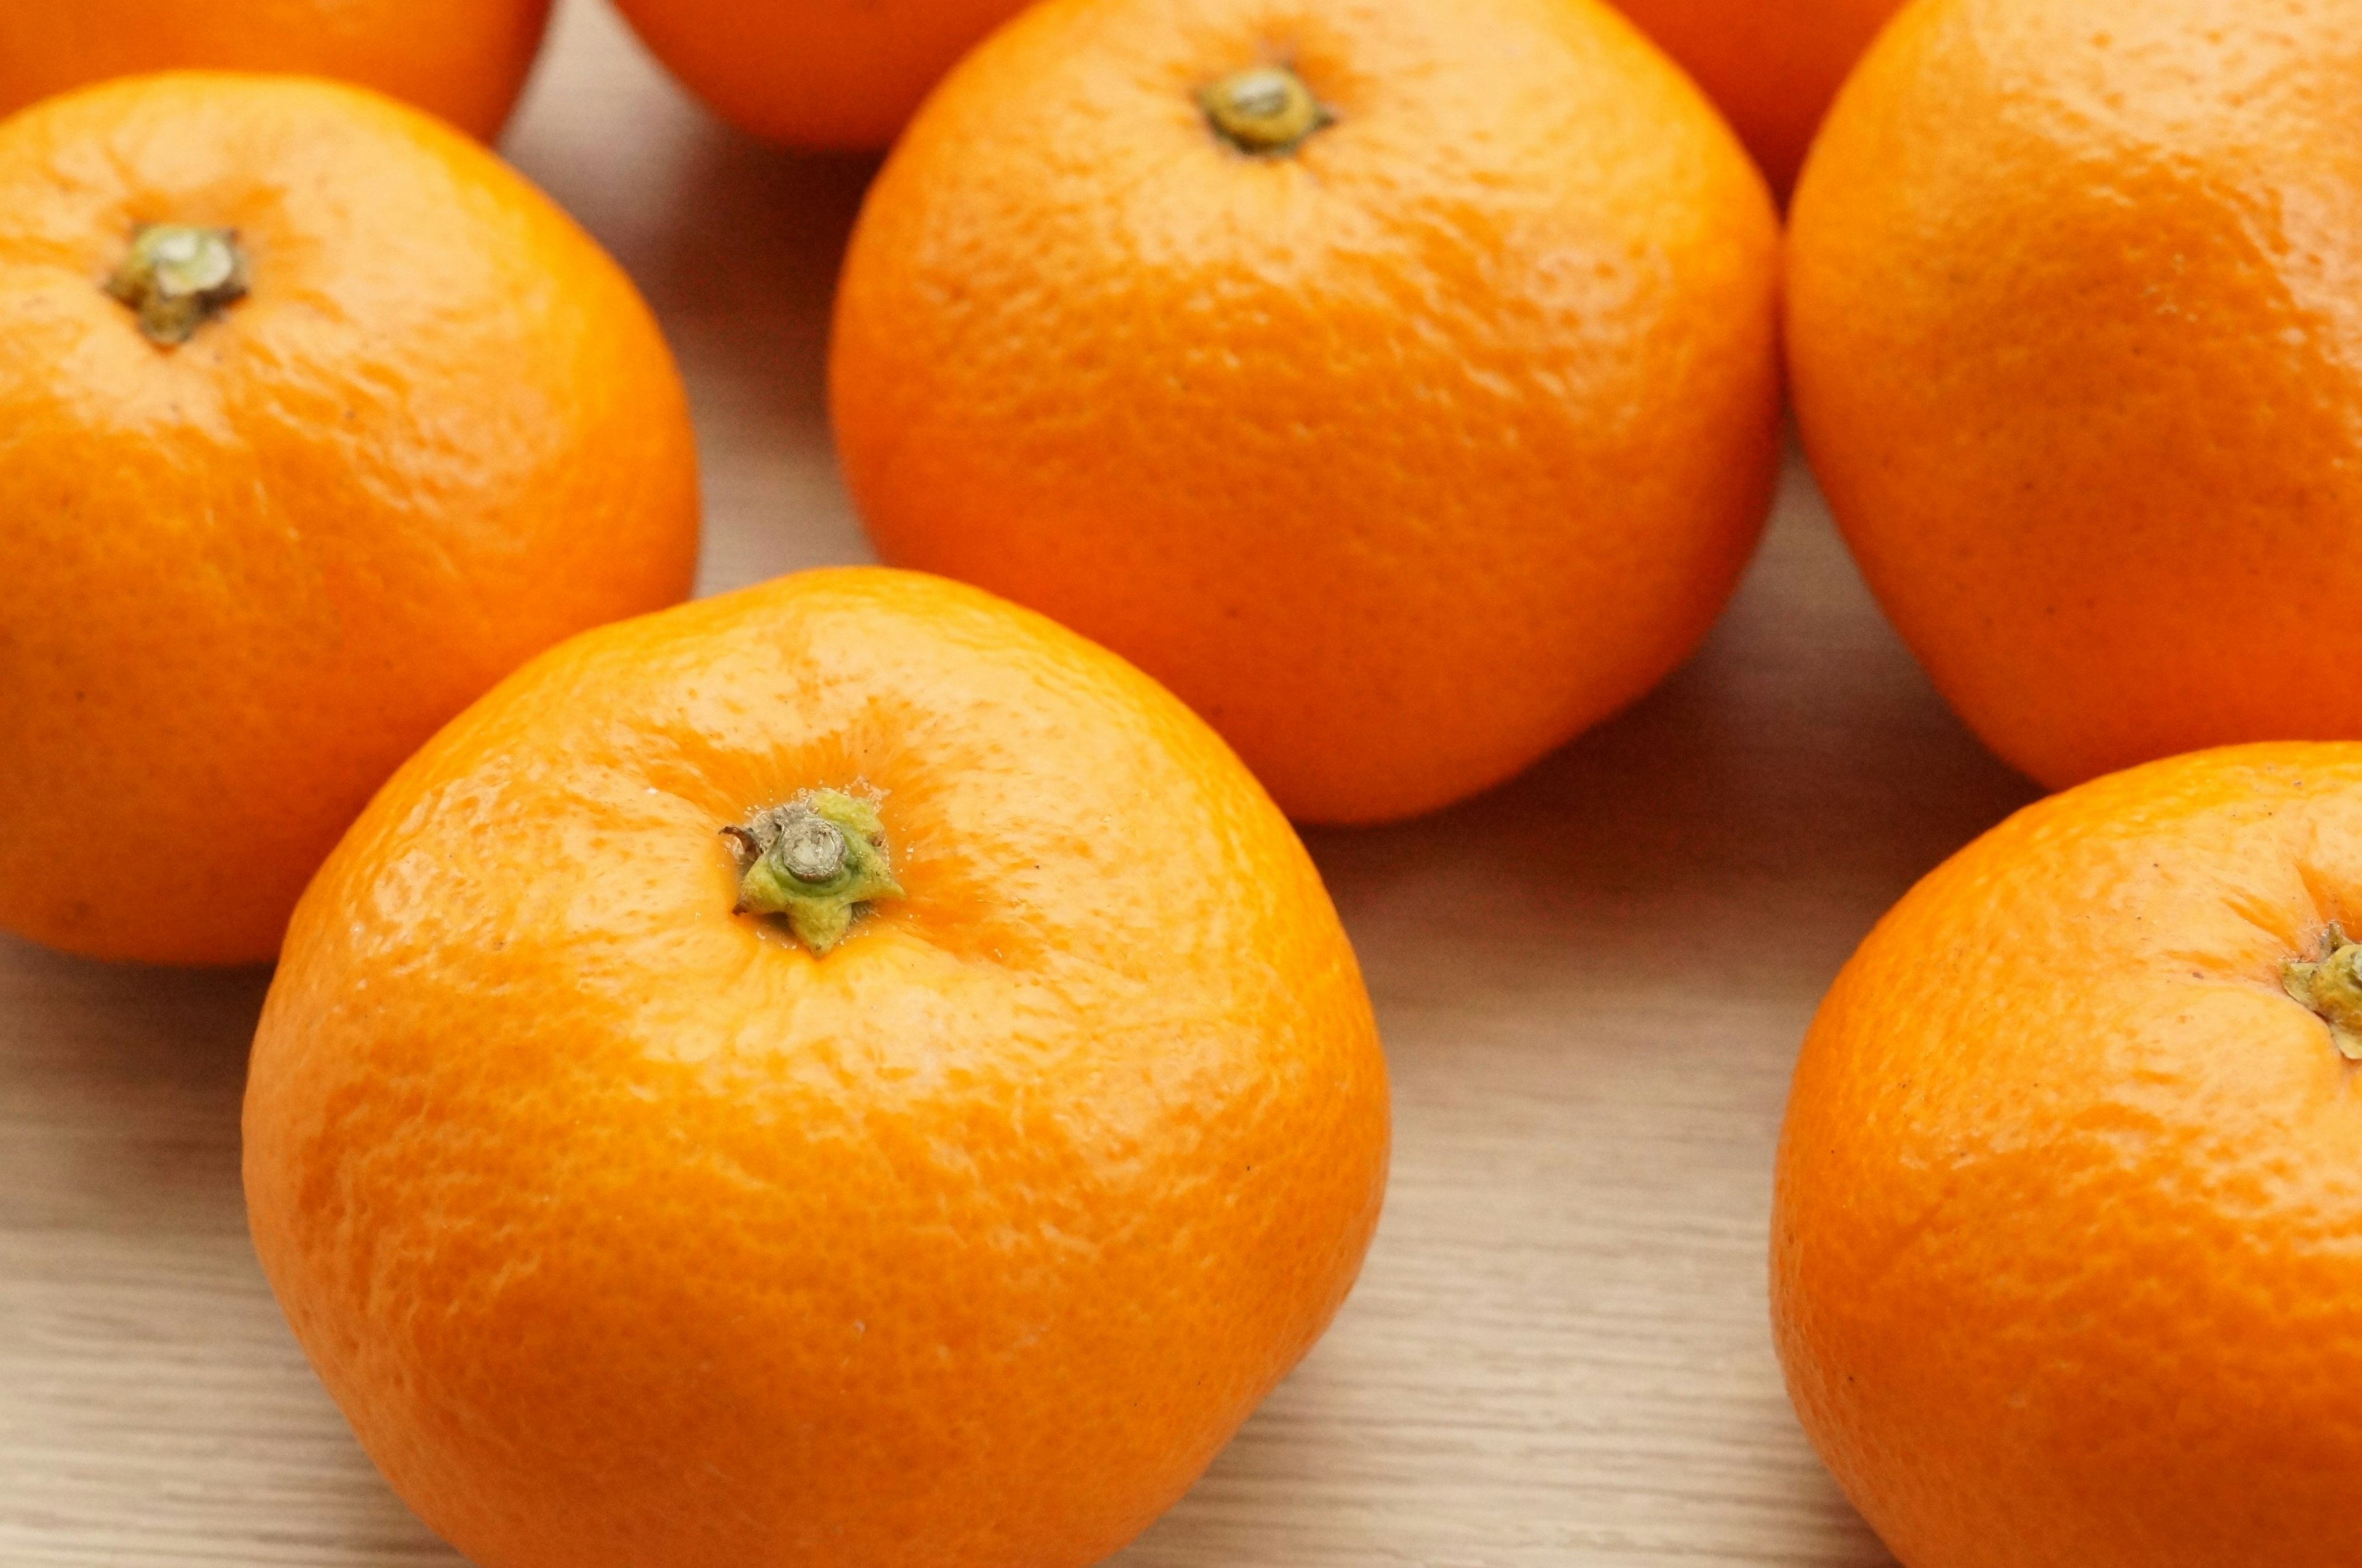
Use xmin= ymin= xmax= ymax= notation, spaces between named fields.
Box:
xmin=0 ymin=4 xmax=2041 ymax=1562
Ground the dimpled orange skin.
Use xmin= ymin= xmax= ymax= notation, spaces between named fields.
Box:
xmin=1607 ymin=0 xmax=1903 ymax=197
xmin=242 ymin=568 xmax=1391 ymax=1568
xmin=0 ymin=0 xmax=552 ymax=141
xmin=1788 ymin=0 xmax=2362 ymax=792
xmin=0 ymin=74 xmax=699 ymax=965
xmin=608 ymin=0 xmax=1032 ymax=148
xmin=1775 ymin=743 xmax=2362 ymax=1568
xmin=831 ymin=0 xmax=1783 ymax=826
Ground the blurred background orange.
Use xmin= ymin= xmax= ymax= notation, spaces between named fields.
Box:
xmin=609 ymin=0 xmax=1033 ymax=148
xmin=1609 ymin=0 xmax=1904 ymax=196
xmin=0 ymin=0 xmax=554 ymax=140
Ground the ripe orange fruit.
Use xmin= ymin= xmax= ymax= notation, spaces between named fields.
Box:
xmin=0 ymin=0 xmax=553 ymax=141
xmin=1775 ymin=742 xmax=2362 ymax=1567
xmin=832 ymin=0 xmax=1783 ymax=825
xmin=609 ymin=0 xmax=1030 ymax=148
xmin=243 ymin=567 xmax=1391 ymax=1568
xmin=1607 ymin=0 xmax=1902 ymax=196
xmin=0 ymin=73 xmax=699 ymax=965
xmin=1788 ymin=0 xmax=2362 ymax=791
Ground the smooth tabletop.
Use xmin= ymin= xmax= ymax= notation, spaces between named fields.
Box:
xmin=0 ymin=4 xmax=2040 ymax=1562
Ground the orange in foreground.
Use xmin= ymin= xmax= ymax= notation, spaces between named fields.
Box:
xmin=1776 ymin=743 xmax=2362 ymax=1568
xmin=610 ymin=0 xmax=1030 ymax=148
xmin=0 ymin=73 xmax=699 ymax=964
xmin=0 ymin=0 xmax=552 ymax=141
xmin=833 ymin=0 xmax=1783 ymax=825
xmin=243 ymin=568 xmax=1391 ymax=1568
xmin=1789 ymin=0 xmax=2362 ymax=790
xmin=1608 ymin=0 xmax=1901 ymax=196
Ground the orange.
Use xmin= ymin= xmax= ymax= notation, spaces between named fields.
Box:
xmin=1607 ymin=0 xmax=1903 ymax=196
xmin=831 ymin=0 xmax=1783 ymax=825
xmin=1774 ymin=742 xmax=2362 ymax=1567
xmin=609 ymin=0 xmax=1032 ymax=148
xmin=1787 ymin=0 xmax=2362 ymax=791
xmin=0 ymin=0 xmax=553 ymax=141
xmin=242 ymin=567 xmax=1391 ymax=1568
xmin=0 ymin=73 xmax=699 ymax=965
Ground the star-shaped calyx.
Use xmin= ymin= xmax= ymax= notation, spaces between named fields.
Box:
xmin=105 ymin=224 xmax=249 ymax=347
xmin=722 ymin=790 xmax=904 ymax=955
xmin=2283 ymin=922 xmax=2362 ymax=1062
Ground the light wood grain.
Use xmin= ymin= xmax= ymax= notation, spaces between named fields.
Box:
xmin=0 ymin=4 xmax=2040 ymax=1562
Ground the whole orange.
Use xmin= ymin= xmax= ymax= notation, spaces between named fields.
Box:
xmin=1607 ymin=0 xmax=1903 ymax=196
xmin=0 ymin=0 xmax=552 ymax=141
xmin=609 ymin=0 xmax=1031 ymax=148
xmin=1775 ymin=742 xmax=2362 ymax=1566
xmin=1788 ymin=0 xmax=2362 ymax=791
xmin=832 ymin=0 xmax=1783 ymax=825
xmin=0 ymin=73 xmax=699 ymax=965
xmin=242 ymin=567 xmax=1391 ymax=1568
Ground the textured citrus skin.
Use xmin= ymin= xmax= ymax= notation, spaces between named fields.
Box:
xmin=832 ymin=0 xmax=1783 ymax=825
xmin=1789 ymin=0 xmax=2362 ymax=791
xmin=1775 ymin=743 xmax=2362 ymax=1568
xmin=609 ymin=0 xmax=1032 ymax=148
xmin=243 ymin=568 xmax=1391 ymax=1568
xmin=0 ymin=0 xmax=552 ymax=141
xmin=1608 ymin=0 xmax=1902 ymax=196
xmin=0 ymin=74 xmax=699 ymax=964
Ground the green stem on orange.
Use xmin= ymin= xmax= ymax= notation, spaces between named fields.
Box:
xmin=722 ymin=790 xmax=904 ymax=955
xmin=2283 ymin=923 xmax=2362 ymax=1061
xmin=1199 ymin=65 xmax=1332 ymax=157
xmin=105 ymin=224 xmax=249 ymax=347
